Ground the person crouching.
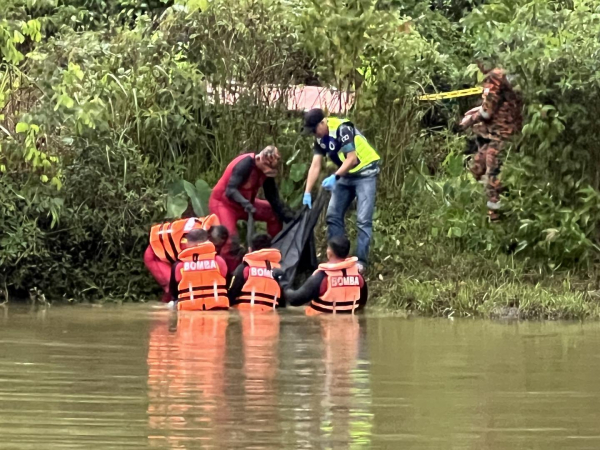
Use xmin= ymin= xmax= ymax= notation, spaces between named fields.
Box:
xmin=169 ymin=229 xmax=229 ymax=311
xmin=228 ymin=234 xmax=282 ymax=312
xmin=276 ymin=235 xmax=367 ymax=315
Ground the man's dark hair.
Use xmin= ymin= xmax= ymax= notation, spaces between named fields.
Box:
xmin=208 ymin=225 xmax=229 ymax=245
xmin=251 ymin=233 xmax=272 ymax=251
xmin=328 ymin=235 xmax=351 ymax=259
xmin=186 ymin=229 xmax=208 ymax=244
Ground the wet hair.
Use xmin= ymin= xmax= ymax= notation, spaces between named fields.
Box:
xmin=186 ymin=229 xmax=208 ymax=244
xmin=258 ymin=145 xmax=281 ymax=168
xmin=327 ymin=235 xmax=351 ymax=259
xmin=251 ymin=233 xmax=272 ymax=251
xmin=208 ymin=225 xmax=229 ymax=245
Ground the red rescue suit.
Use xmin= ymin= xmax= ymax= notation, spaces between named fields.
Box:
xmin=209 ymin=153 xmax=282 ymax=273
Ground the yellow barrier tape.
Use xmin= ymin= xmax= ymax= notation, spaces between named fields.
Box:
xmin=418 ymin=87 xmax=483 ymax=101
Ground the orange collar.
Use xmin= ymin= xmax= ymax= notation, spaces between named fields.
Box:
xmin=318 ymin=257 xmax=358 ymax=271
xmin=244 ymin=248 xmax=281 ymax=264
xmin=178 ymin=241 xmax=216 ymax=259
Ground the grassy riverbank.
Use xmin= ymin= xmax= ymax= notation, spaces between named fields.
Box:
xmin=3 ymin=0 xmax=600 ymax=308
xmin=365 ymin=193 xmax=600 ymax=320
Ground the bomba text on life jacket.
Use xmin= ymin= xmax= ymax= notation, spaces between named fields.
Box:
xmin=250 ymin=267 xmax=273 ymax=278
xmin=330 ymin=276 xmax=360 ymax=287
xmin=184 ymin=260 xmax=217 ymax=271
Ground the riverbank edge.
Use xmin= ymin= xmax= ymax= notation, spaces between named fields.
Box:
xmin=367 ymin=265 xmax=600 ymax=320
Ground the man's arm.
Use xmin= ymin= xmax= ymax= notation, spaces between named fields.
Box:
xmin=335 ymin=124 xmax=359 ymax=177
xmin=283 ymin=272 xmax=325 ymax=307
xmin=305 ymin=154 xmax=323 ymax=194
xmin=263 ymin=178 xmax=291 ymax=221
xmin=225 ymin=156 xmax=255 ymax=210
xmin=228 ymin=263 xmax=247 ymax=304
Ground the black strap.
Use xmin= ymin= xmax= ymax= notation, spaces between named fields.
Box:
xmin=312 ymin=297 xmax=358 ymax=308
xmin=265 ymin=260 xmax=272 ymax=271
xmin=239 ymin=291 xmax=277 ymax=301
xmin=178 ymin=292 xmax=228 ymax=300
xmin=309 ymin=302 xmax=356 ymax=314
xmin=166 ymin=223 xmax=179 ymax=261
xmin=237 ymin=299 xmax=278 ymax=308
xmin=159 ymin=223 xmax=176 ymax=264
xmin=177 ymin=285 xmax=227 ymax=295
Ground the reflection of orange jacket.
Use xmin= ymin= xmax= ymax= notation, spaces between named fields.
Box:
xmin=235 ymin=249 xmax=282 ymax=312
xmin=176 ymin=242 xmax=229 ymax=311
xmin=241 ymin=313 xmax=280 ymax=387
xmin=306 ymin=258 xmax=362 ymax=316
xmin=146 ymin=313 xmax=230 ymax=448
xmin=149 ymin=214 xmax=220 ymax=263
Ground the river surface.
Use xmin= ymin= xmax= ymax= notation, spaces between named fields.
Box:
xmin=0 ymin=305 xmax=599 ymax=449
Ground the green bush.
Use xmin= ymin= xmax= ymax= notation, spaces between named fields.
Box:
xmin=1 ymin=0 xmax=600 ymax=306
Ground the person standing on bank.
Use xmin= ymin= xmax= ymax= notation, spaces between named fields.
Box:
xmin=302 ymin=108 xmax=380 ymax=273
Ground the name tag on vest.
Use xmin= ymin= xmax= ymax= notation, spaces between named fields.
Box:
xmin=184 ymin=260 xmax=217 ymax=271
xmin=331 ymin=276 xmax=360 ymax=287
xmin=250 ymin=267 xmax=273 ymax=278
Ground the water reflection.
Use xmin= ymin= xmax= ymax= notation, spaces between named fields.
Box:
xmin=147 ymin=312 xmax=231 ymax=449
xmin=146 ymin=311 xmax=372 ymax=449
xmin=318 ymin=315 xmax=373 ymax=448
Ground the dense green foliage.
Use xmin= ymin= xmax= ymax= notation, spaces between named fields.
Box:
xmin=2 ymin=0 xmax=600 ymax=314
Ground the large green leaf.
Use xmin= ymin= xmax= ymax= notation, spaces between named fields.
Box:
xmin=195 ymin=179 xmax=212 ymax=216
xmin=289 ymin=162 xmax=308 ymax=183
xmin=166 ymin=192 xmax=188 ymax=219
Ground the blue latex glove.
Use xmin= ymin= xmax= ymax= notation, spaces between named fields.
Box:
xmin=302 ymin=193 xmax=312 ymax=209
xmin=321 ymin=174 xmax=337 ymax=191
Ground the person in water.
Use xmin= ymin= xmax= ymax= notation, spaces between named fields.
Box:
xmin=145 ymin=214 xmax=220 ymax=302
xmin=274 ymin=235 xmax=367 ymax=315
xmin=209 ymin=146 xmax=294 ymax=274
xmin=169 ymin=229 xmax=229 ymax=311
xmin=228 ymin=234 xmax=283 ymax=312
xmin=460 ymin=64 xmax=522 ymax=221
xmin=302 ymin=109 xmax=380 ymax=274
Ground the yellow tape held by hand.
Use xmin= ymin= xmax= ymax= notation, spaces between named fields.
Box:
xmin=418 ymin=87 xmax=483 ymax=101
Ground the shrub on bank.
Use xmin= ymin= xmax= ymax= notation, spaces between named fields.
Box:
xmin=1 ymin=0 xmax=600 ymax=314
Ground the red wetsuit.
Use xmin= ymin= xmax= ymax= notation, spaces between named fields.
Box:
xmin=209 ymin=153 xmax=286 ymax=273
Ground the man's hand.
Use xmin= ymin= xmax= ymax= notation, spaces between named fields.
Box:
xmin=244 ymin=203 xmax=256 ymax=215
xmin=321 ymin=174 xmax=337 ymax=191
xmin=303 ymin=193 xmax=312 ymax=209
xmin=272 ymin=268 xmax=285 ymax=282
xmin=460 ymin=106 xmax=481 ymax=129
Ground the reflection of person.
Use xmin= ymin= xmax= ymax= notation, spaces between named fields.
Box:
xmin=209 ymin=146 xmax=293 ymax=274
xmin=275 ymin=236 xmax=367 ymax=315
xmin=460 ymin=65 xmax=523 ymax=221
xmin=146 ymin=313 xmax=230 ymax=448
xmin=302 ymin=109 xmax=380 ymax=273
xmin=169 ymin=229 xmax=229 ymax=311
xmin=229 ymin=234 xmax=283 ymax=312
xmin=319 ymin=315 xmax=368 ymax=447
xmin=144 ymin=214 xmax=220 ymax=302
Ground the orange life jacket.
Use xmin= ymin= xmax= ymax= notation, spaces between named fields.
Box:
xmin=149 ymin=214 xmax=220 ymax=264
xmin=306 ymin=257 xmax=362 ymax=316
xmin=176 ymin=242 xmax=229 ymax=311
xmin=235 ymin=249 xmax=282 ymax=312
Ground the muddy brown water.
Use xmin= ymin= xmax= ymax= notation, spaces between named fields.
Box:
xmin=0 ymin=304 xmax=599 ymax=449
